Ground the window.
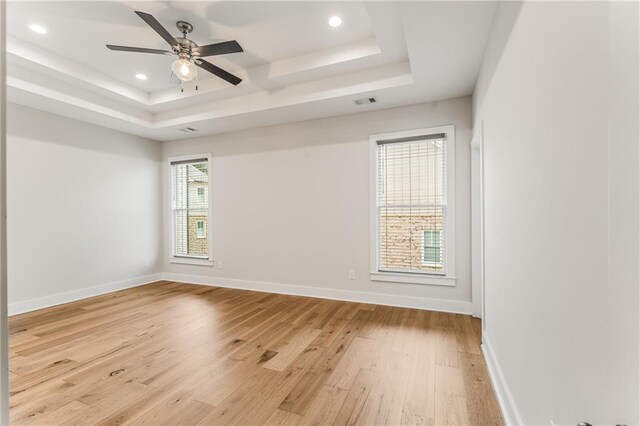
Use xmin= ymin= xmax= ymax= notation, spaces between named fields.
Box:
xmin=370 ymin=126 xmax=455 ymax=286
xmin=170 ymin=155 xmax=212 ymax=265
xmin=196 ymin=220 xmax=206 ymax=238
xmin=423 ymin=230 xmax=442 ymax=264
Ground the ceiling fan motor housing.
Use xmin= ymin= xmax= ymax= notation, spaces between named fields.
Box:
xmin=175 ymin=22 xmax=198 ymax=57
xmin=176 ymin=37 xmax=198 ymax=55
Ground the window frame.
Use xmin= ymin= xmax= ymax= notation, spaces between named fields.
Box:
xmin=369 ymin=125 xmax=456 ymax=286
xmin=168 ymin=153 xmax=214 ymax=267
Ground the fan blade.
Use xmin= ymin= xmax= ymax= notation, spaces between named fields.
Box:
xmin=195 ymin=59 xmax=242 ymax=86
xmin=135 ymin=11 xmax=178 ymax=48
xmin=107 ymin=44 xmax=172 ymax=55
xmin=195 ymin=40 xmax=243 ymax=57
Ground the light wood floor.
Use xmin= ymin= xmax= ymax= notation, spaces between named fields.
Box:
xmin=9 ymin=281 xmax=503 ymax=425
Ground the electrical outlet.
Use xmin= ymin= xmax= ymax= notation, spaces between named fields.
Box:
xmin=348 ymin=270 xmax=355 ymax=280
xmin=217 ymin=261 xmax=223 ymax=270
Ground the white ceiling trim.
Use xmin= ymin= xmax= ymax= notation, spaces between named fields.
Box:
xmin=8 ymin=75 xmax=152 ymax=127
xmin=7 ymin=35 xmax=150 ymax=105
xmin=8 ymin=60 xmax=411 ymax=130
xmin=265 ymin=37 xmax=380 ymax=80
xmin=155 ymin=62 xmax=413 ymax=128
xmin=8 ymin=34 xmax=387 ymax=108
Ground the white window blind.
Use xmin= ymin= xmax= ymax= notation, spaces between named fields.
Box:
xmin=377 ymin=133 xmax=446 ymax=275
xmin=171 ymin=158 xmax=209 ymax=259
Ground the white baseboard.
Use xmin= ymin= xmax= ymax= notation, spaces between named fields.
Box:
xmin=8 ymin=273 xmax=163 ymax=316
xmin=482 ymin=332 xmax=523 ymax=425
xmin=161 ymin=272 xmax=473 ymax=314
xmin=8 ymin=271 xmax=472 ymax=317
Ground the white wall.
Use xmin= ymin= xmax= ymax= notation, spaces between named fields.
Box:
xmin=7 ymin=104 xmax=163 ymax=314
xmin=162 ymin=97 xmax=473 ymax=313
xmin=605 ymin=1 xmax=639 ymax=421
xmin=471 ymin=1 xmax=523 ymax=118
xmin=473 ymin=2 xmax=639 ymax=425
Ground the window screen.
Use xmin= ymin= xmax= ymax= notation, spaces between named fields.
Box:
xmin=171 ymin=158 xmax=209 ymax=258
xmin=377 ymin=134 xmax=446 ymax=274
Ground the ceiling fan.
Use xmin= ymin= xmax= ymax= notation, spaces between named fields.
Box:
xmin=107 ymin=11 xmax=243 ymax=89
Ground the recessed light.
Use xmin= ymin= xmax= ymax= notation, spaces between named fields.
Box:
xmin=28 ymin=24 xmax=47 ymax=34
xmin=328 ymin=16 xmax=342 ymax=28
xmin=135 ymin=73 xmax=148 ymax=81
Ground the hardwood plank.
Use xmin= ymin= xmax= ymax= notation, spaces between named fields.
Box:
xmin=459 ymin=352 xmax=504 ymax=425
xmin=353 ymin=350 xmax=410 ymax=425
xmin=14 ymin=312 xmax=149 ymax=356
xmin=263 ymin=327 xmax=322 ymax=372
xmin=66 ymin=380 xmax=156 ymax=425
xmin=264 ymin=408 xmax=302 ymax=426
xmin=451 ymin=314 xmax=482 ymax=355
xmin=277 ymin=310 xmax=360 ymax=415
xmin=16 ymin=399 xmax=89 ymax=426
xmin=121 ymin=395 xmax=213 ymax=425
xmin=232 ymin=366 xmax=307 ymax=425
xmin=435 ymin=365 xmax=466 ymax=397
xmin=402 ymin=333 xmax=436 ymax=421
xmin=195 ymin=367 xmax=281 ymax=424
xmin=435 ymin=392 xmax=470 ymax=426
xmin=325 ymin=336 xmax=377 ymax=390
xmin=10 ymin=380 xmax=78 ymax=424
xmin=194 ymin=356 xmax=277 ymax=408
xmin=11 ymin=358 xmax=79 ymax=395
xmin=332 ymin=368 xmax=381 ymax=425
xmin=435 ymin=326 xmax=460 ymax=368
xmin=297 ymin=385 xmax=348 ymax=426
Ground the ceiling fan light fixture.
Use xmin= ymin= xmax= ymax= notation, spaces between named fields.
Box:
xmin=171 ymin=58 xmax=197 ymax=82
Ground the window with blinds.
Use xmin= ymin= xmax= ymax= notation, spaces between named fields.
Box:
xmin=376 ymin=133 xmax=447 ymax=275
xmin=171 ymin=157 xmax=209 ymax=259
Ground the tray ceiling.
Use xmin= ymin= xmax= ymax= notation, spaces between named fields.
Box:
xmin=6 ymin=1 xmax=497 ymax=141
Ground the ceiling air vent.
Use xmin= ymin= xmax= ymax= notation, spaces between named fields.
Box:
xmin=178 ymin=127 xmax=199 ymax=133
xmin=353 ymin=96 xmax=377 ymax=106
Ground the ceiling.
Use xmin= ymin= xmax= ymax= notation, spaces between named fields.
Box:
xmin=6 ymin=1 xmax=497 ymax=141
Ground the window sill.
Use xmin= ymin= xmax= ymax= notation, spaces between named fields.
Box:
xmin=421 ymin=263 xmax=444 ymax=268
xmin=370 ymin=272 xmax=456 ymax=286
xmin=169 ymin=257 xmax=214 ymax=267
